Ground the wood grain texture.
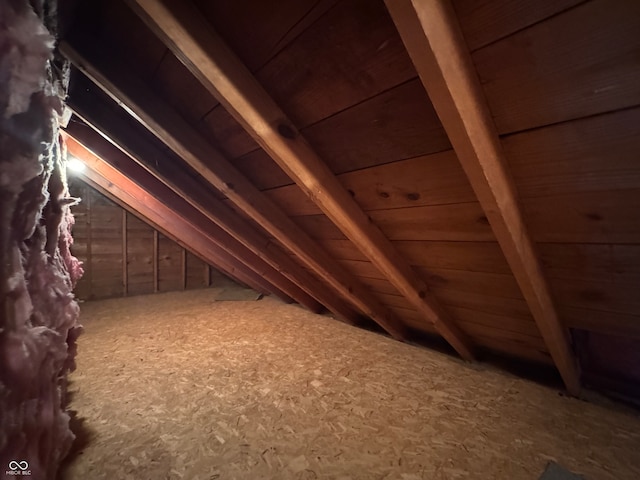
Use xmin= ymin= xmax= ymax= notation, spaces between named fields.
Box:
xmin=561 ymin=307 xmax=640 ymax=340
xmin=199 ymin=105 xmax=259 ymax=159
xmin=426 ymin=289 xmax=535 ymax=322
xmin=153 ymin=230 xmax=159 ymax=293
xmin=152 ymin=52 xmax=218 ymax=123
xmin=186 ymin=251 xmax=206 ymax=290
xmin=66 ymin=120 xmax=324 ymax=311
xmin=413 ymin=267 xmax=524 ymax=300
xmin=122 ymin=209 xmax=128 ymax=295
xmin=255 ymin=0 xmax=417 ymax=127
xmin=129 ymin=0 xmax=474 ymax=356
xmin=453 ymin=0 xmax=585 ymax=51
xmin=265 ymin=149 xmax=476 ymax=216
xmin=504 ymin=107 xmax=640 ymax=199
xmin=233 ymin=148 xmax=294 ymax=190
xmin=67 ymin=83 xmax=332 ymax=315
xmin=387 ymin=0 xmax=579 ymax=392
xmin=63 ymin=39 xmax=398 ymax=335
xmin=524 ymin=190 xmax=640 ymax=244
xmin=158 ymin=234 xmax=183 ymax=292
xmin=125 ymin=213 xmax=154 ymax=296
xmin=66 ymin=135 xmax=279 ymax=296
xmin=192 ymin=0 xmax=340 ymax=72
xmin=549 ymin=277 xmax=640 ymax=318
xmin=472 ymin=0 xmax=640 ymax=134
xmin=303 ymin=79 xmax=450 ymax=174
xmin=369 ymin=203 xmax=494 ymax=241
xmin=394 ymin=240 xmax=511 ymax=274
xmin=538 ymin=243 xmax=640 ymax=283
xmin=476 ymin=337 xmax=552 ymax=365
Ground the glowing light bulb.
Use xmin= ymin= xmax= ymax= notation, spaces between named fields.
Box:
xmin=67 ymin=156 xmax=86 ymax=173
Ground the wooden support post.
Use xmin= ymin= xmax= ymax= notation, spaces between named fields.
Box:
xmin=204 ymin=263 xmax=210 ymax=287
xmin=122 ymin=0 xmax=473 ymax=357
xmin=152 ymin=230 xmax=159 ymax=293
xmin=181 ymin=247 xmax=187 ymax=290
xmin=86 ymin=184 xmax=93 ymax=299
xmin=122 ymin=209 xmax=128 ymax=296
xmin=384 ymin=0 xmax=580 ymax=393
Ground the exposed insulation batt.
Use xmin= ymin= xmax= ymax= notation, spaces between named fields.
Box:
xmin=0 ymin=1 xmax=82 ymax=478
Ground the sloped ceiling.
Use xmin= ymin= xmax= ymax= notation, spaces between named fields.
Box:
xmin=59 ymin=0 xmax=640 ymax=400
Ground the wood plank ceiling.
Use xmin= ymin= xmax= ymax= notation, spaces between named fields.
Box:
xmin=58 ymin=0 xmax=640 ymax=397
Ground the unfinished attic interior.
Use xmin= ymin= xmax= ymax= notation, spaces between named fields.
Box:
xmin=2 ymin=0 xmax=640 ymax=478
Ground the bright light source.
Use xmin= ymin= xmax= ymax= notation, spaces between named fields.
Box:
xmin=67 ymin=156 xmax=86 ymax=173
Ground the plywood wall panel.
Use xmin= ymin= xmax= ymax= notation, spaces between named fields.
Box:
xmin=126 ymin=213 xmax=154 ymax=296
xmin=186 ymin=251 xmax=207 ymax=290
xmin=158 ymin=234 xmax=182 ymax=292
xmin=69 ymin=179 xmax=233 ymax=301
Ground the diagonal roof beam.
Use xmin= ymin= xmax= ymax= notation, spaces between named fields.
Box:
xmin=65 ymin=123 xmax=319 ymax=311
xmin=126 ymin=0 xmax=474 ymax=359
xmin=78 ymin=174 xmax=270 ymax=295
xmin=65 ymin=72 xmax=362 ymax=324
xmin=384 ymin=0 xmax=580 ymax=393
xmin=65 ymin=135 xmax=280 ymax=297
xmin=60 ymin=41 xmax=408 ymax=340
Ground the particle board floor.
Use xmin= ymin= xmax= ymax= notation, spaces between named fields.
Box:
xmin=61 ymin=289 xmax=640 ymax=480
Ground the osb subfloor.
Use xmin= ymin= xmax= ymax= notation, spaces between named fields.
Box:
xmin=62 ymin=289 xmax=640 ymax=480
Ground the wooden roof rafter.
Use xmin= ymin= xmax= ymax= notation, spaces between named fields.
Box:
xmin=384 ymin=0 xmax=580 ymax=394
xmin=59 ymin=40 xmax=408 ymax=340
xmin=64 ymin=135 xmax=280 ymax=297
xmin=64 ymin=123 xmax=321 ymax=310
xmin=126 ymin=0 xmax=475 ymax=359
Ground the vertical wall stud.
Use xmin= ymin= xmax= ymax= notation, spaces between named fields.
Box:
xmin=122 ymin=209 xmax=128 ymax=296
xmin=153 ymin=230 xmax=159 ymax=293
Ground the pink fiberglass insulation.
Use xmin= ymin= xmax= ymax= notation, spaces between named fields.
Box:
xmin=0 ymin=1 xmax=83 ymax=479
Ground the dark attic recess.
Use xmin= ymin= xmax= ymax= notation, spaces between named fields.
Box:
xmin=2 ymin=0 xmax=640 ymax=478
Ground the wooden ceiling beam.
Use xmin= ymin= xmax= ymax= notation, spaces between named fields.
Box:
xmin=384 ymin=0 xmax=580 ymax=393
xmin=64 ymin=75 xmax=365 ymax=322
xmin=64 ymin=124 xmax=319 ymax=310
xmin=64 ymin=135 xmax=279 ymax=297
xmin=125 ymin=0 xmax=473 ymax=358
xmin=60 ymin=40 xmax=407 ymax=339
